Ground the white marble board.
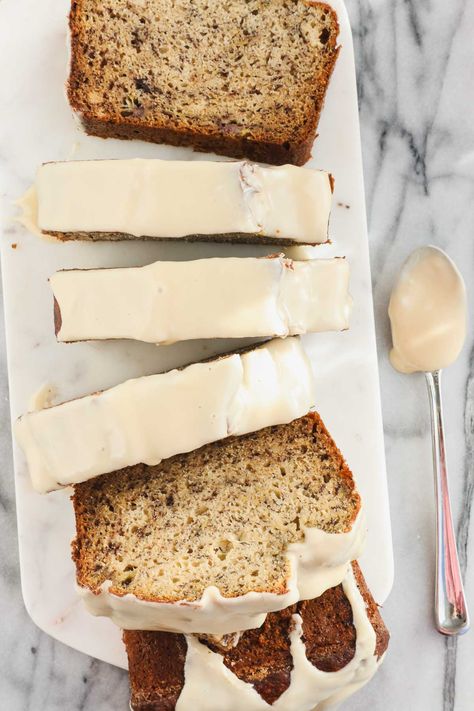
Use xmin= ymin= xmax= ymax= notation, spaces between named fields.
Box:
xmin=0 ymin=0 xmax=393 ymax=669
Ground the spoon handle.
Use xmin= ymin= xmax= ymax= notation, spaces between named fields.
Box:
xmin=425 ymin=370 xmax=470 ymax=635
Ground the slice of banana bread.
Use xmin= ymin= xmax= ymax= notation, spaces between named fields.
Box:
xmin=123 ymin=563 xmax=389 ymax=711
xmin=16 ymin=338 xmax=315 ymax=494
xmin=51 ymin=256 xmax=352 ymax=344
xmin=72 ymin=413 xmax=364 ymax=634
xmin=68 ymin=0 xmax=340 ymax=165
xmin=28 ymin=159 xmax=333 ymax=245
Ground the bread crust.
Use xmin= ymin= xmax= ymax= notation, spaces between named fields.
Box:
xmin=75 ymin=111 xmax=332 ymax=167
xmin=124 ymin=562 xmax=389 ymax=710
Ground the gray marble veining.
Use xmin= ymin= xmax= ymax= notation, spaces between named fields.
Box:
xmin=0 ymin=0 xmax=473 ymax=709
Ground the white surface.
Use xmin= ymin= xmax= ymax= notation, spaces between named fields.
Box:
xmin=0 ymin=0 xmax=392 ymax=671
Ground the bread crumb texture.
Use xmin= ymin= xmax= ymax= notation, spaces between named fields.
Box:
xmin=73 ymin=414 xmax=360 ymax=603
xmin=68 ymin=0 xmax=339 ymax=162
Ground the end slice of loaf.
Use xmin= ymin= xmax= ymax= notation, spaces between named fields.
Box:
xmin=123 ymin=562 xmax=389 ymax=711
xmin=68 ymin=0 xmax=340 ymax=165
xmin=72 ymin=413 xmax=363 ymax=633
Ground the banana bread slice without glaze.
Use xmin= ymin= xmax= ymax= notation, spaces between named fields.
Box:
xmin=123 ymin=563 xmax=389 ymax=711
xmin=68 ymin=0 xmax=340 ymax=165
xmin=72 ymin=413 xmax=365 ymax=635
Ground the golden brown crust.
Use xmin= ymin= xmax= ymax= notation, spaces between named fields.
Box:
xmin=299 ymin=579 xmax=356 ymax=672
xmin=351 ymin=561 xmax=390 ymax=660
xmin=203 ymin=606 xmax=295 ymax=704
xmin=125 ymin=631 xmax=187 ymax=711
xmin=67 ymin=0 xmax=340 ymax=166
xmin=76 ymin=112 xmax=327 ymax=167
xmin=123 ymin=563 xmax=389 ymax=710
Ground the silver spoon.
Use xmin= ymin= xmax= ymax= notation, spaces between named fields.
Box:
xmin=425 ymin=369 xmax=469 ymax=634
xmin=389 ymin=245 xmax=469 ymax=635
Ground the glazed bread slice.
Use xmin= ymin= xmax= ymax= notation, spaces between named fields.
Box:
xmin=72 ymin=413 xmax=364 ymax=635
xmin=124 ymin=563 xmax=389 ymax=711
xmin=52 ymin=255 xmax=352 ymax=344
xmin=68 ymin=0 xmax=340 ymax=166
xmin=15 ymin=338 xmax=315 ymax=494
xmin=21 ymin=159 xmax=333 ymax=245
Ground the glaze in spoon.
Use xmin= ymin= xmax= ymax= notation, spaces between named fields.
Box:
xmin=389 ymin=245 xmax=469 ymax=635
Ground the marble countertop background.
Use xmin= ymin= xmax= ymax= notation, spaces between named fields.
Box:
xmin=0 ymin=0 xmax=473 ymax=709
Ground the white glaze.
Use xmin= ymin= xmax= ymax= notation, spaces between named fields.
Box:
xmin=388 ymin=246 xmax=467 ymax=374
xmin=51 ymin=256 xmax=352 ymax=344
xmin=15 ymin=338 xmax=315 ymax=493
xmin=78 ymin=514 xmax=365 ymax=635
xmin=169 ymin=566 xmax=382 ymax=711
xmin=23 ymin=159 xmax=332 ymax=243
